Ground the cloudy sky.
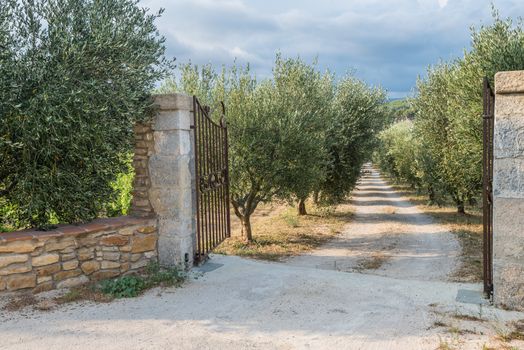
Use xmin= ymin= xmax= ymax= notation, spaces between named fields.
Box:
xmin=142 ymin=0 xmax=524 ymax=98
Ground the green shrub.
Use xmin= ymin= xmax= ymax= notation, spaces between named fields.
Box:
xmin=100 ymin=275 xmax=146 ymax=298
xmin=0 ymin=0 xmax=172 ymax=229
xmin=146 ymin=261 xmax=185 ymax=287
xmin=99 ymin=262 xmax=185 ymax=298
xmin=105 ymin=155 xmax=135 ymax=217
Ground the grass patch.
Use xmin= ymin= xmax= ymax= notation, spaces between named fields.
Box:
xmin=215 ymin=201 xmax=352 ymax=261
xmin=56 ymin=262 xmax=186 ymax=304
xmin=98 ymin=262 xmax=185 ymax=299
xmin=387 ymin=182 xmax=483 ymax=282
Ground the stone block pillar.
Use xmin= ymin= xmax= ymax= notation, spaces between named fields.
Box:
xmin=493 ymin=71 xmax=524 ymax=310
xmin=131 ymin=94 xmax=196 ymax=268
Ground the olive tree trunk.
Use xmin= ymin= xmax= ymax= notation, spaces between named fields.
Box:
xmin=240 ymin=215 xmax=253 ymax=241
xmin=297 ymin=198 xmax=307 ymax=216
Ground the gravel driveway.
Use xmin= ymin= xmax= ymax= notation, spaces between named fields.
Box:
xmin=1 ymin=165 xmax=523 ymax=350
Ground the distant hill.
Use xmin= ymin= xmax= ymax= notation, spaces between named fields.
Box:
xmin=385 ymin=98 xmax=413 ymax=122
xmin=386 ymin=98 xmax=408 ymax=109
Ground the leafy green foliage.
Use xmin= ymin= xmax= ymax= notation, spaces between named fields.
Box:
xmin=105 ymin=155 xmax=134 ymax=217
xmin=374 ymin=11 xmax=524 ymax=212
xmin=160 ymin=55 xmax=387 ymax=240
xmin=318 ymin=76 xmax=387 ymax=203
xmin=100 ymin=275 xmax=146 ymax=298
xmin=0 ymin=0 xmax=172 ymax=228
xmin=100 ymin=261 xmax=185 ymax=298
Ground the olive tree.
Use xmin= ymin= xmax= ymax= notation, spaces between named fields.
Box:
xmin=271 ymin=56 xmax=329 ymax=215
xmin=375 ymin=10 xmax=524 ymax=213
xmin=318 ymin=76 xmax=387 ymax=204
xmin=0 ymin=0 xmax=171 ymax=228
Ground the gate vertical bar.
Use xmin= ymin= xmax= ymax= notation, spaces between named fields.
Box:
xmin=482 ymin=77 xmax=494 ymax=297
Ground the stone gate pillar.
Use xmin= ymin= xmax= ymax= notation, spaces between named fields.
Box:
xmin=131 ymin=94 xmax=196 ymax=268
xmin=493 ymin=71 xmax=524 ymax=310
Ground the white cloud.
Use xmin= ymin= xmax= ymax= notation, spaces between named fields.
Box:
xmin=141 ymin=0 xmax=523 ymax=97
xmin=438 ymin=0 xmax=449 ymax=8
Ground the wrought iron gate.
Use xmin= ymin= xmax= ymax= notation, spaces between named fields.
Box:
xmin=192 ymin=96 xmax=231 ymax=264
xmin=482 ymin=77 xmax=494 ymax=297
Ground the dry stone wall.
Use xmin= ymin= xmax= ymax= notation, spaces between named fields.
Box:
xmin=0 ymin=217 xmax=157 ymax=293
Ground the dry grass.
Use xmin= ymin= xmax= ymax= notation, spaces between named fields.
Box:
xmin=387 ymin=182 xmax=483 ymax=283
xmin=355 ymin=252 xmax=388 ymax=271
xmin=451 ymin=313 xmax=485 ymax=323
xmin=2 ymin=293 xmax=37 ymax=311
xmin=54 ymin=286 xmax=113 ymax=305
xmin=215 ymin=201 xmax=352 ymax=261
xmin=496 ymin=320 xmax=524 ymax=342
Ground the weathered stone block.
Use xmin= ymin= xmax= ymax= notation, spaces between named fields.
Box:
xmin=78 ymin=248 xmax=94 ymax=261
xmin=54 ymin=269 xmax=81 ymax=281
xmin=494 ymin=260 xmax=524 ymax=311
xmin=144 ymin=251 xmax=157 ymax=259
xmin=57 ymin=276 xmax=89 ymax=289
xmin=0 ymin=254 xmax=28 ymax=268
xmin=131 ymin=235 xmax=157 ymax=253
xmin=0 ymin=278 xmax=6 ymax=291
xmin=100 ymin=234 xmax=129 ymax=246
xmin=153 ymin=130 xmax=192 ymax=156
xmin=62 ymin=260 xmax=79 ymax=271
xmin=80 ymin=260 xmax=100 ymax=275
xmin=101 ymin=261 xmax=120 ymax=269
xmin=78 ymin=236 xmax=98 ymax=247
xmin=495 ymin=93 xmax=524 ymax=119
xmin=495 ymin=71 xmax=524 ymax=94
xmin=131 ymin=260 xmax=149 ymax=270
xmin=102 ymin=246 xmax=119 ymax=252
xmin=7 ymin=273 xmax=36 ymax=290
xmin=91 ymin=270 xmax=120 ymax=281
xmin=45 ymin=238 xmax=76 ymax=252
xmin=137 ymin=226 xmax=157 ymax=234
xmin=37 ymin=263 xmax=61 ymax=277
xmin=102 ymin=252 xmax=120 ymax=261
xmin=33 ymin=281 xmax=54 ymax=294
xmin=493 ymin=116 xmax=524 ymax=159
xmin=119 ymin=226 xmax=138 ymax=236
xmin=149 ymin=155 xmax=192 ymax=189
xmin=37 ymin=276 xmax=52 ymax=284
xmin=61 ymin=252 xmax=77 ymax=261
xmin=119 ymin=245 xmax=132 ymax=252
xmin=32 ymin=253 xmax=60 ymax=267
xmin=493 ymin=158 xmax=524 ymax=198
xmin=154 ymin=109 xmax=191 ymax=130
xmin=0 ymin=240 xmax=42 ymax=254
xmin=130 ymin=253 xmax=142 ymax=262
xmin=0 ymin=263 xmax=31 ymax=276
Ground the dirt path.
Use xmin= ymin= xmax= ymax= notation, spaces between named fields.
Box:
xmin=286 ymin=163 xmax=460 ymax=281
xmin=2 ymin=255 xmax=523 ymax=350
